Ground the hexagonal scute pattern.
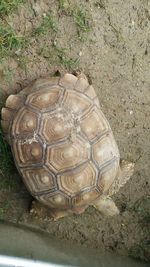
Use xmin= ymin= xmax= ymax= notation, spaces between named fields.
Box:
xmin=72 ymin=188 xmax=100 ymax=207
xmin=26 ymin=87 xmax=63 ymax=111
xmin=58 ymin=162 xmax=98 ymax=196
xmin=97 ymin=159 xmax=119 ymax=193
xmin=92 ymin=133 xmax=120 ymax=167
xmin=62 ymin=90 xmax=92 ymax=115
xmin=80 ymin=107 xmax=110 ymax=141
xmin=12 ymin=107 xmax=38 ymax=137
xmin=40 ymin=110 xmax=73 ymax=144
xmin=46 ymin=138 xmax=90 ymax=172
xmin=21 ymin=167 xmax=56 ymax=194
xmin=13 ymin=139 xmax=43 ymax=167
xmin=37 ymin=192 xmax=70 ymax=209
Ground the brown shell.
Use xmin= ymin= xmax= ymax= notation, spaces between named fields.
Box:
xmin=1 ymin=74 xmax=120 ymax=210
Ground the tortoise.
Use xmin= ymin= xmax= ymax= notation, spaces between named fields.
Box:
xmin=1 ymin=73 xmax=134 ymax=219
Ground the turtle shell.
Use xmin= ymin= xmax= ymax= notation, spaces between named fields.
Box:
xmin=1 ymin=74 xmax=120 ymax=210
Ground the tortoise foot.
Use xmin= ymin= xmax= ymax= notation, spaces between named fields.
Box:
xmin=30 ymin=200 xmax=50 ymax=220
xmin=30 ymin=200 xmax=69 ymax=220
xmin=93 ymin=196 xmax=120 ymax=216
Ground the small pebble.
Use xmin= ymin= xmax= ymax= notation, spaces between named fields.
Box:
xmin=53 ymin=40 xmax=57 ymax=46
xmin=15 ymin=49 xmax=21 ymax=56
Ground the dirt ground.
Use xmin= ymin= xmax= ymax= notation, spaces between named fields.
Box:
xmin=0 ymin=0 xmax=150 ymax=262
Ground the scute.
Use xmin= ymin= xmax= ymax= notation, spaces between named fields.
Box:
xmin=97 ymin=159 xmax=119 ymax=193
xmin=72 ymin=188 xmax=100 ymax=207
xmin=5 ymin=95 xmax=25 ymax=109
xmin=62 ymin=90 xmax=92 ymax=115
xmin=1 ymin=107 xmax=13 ymax=121
xmin=58 ymin=162 xmax=98 ymax=196
xmin=74 ymin=77 xmax=89 ymax=92
xmin=26 ymin=87 xmax=63 ymax=111
xmin=1 ymin=120 xmax=10 ymax=133
xmin=80 ymin=107 xmax=110 ymax=141
xmin=37 ymin=192 xmax=70 ymax=209
xmin=92 ymin=133 xmax=119 ymax=167
xmin=59 ymin=73 xmax=78 ymax=89
xmin=12 ymin=107 xmax=38 ymax=137
xmin=93 ymin=96 xmax=100 ymax=108
xmin=12 ymin=139 xmax=44 ymax=167
xmin=32 ymin=77 xmax=60 ymax=91
xmin=46 ymin=138 xmax=90 ymax=173
xmin=84 ymin=85 xmax=97 ymax=99
xmin=40 ymin=109 xmax=73 ymax=144
xmin=21 ymin=167 xmax=56 ymax=194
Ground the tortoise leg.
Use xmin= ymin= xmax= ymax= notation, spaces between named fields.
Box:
xmin=30 ymin=201 xmax=87 ymax=220
xmin=50 ymin=206 xmax=87 ymax=219
xmin=71 ymin=206 xmax=87 ymax=214
xmin=108 ymin=160 xmax=134 ymax=196
xmin=50 ymin=209 xmax=70 ymax=220
xmin=30 ymin=200 xmax=70 ymax=220
xmin=92 ymin=196 xmax=119 ymax=216
xmin=30 ymin=200 xmax=48 ymax=218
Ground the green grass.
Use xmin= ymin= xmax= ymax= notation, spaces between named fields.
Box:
xmin=0 ymin=90 xmax=5 ymax=109
xmin=73 ymin=7 xmax=91 ymax=41
xmin=0 ymin=91 xmax=20 ymax=190
xmin=0 ymin=91 xmax=15 ymax=181
xmin=34 ymin=12 xmax=58 ymax=35
xmin=59 ymin=55 xmax=79 ymax=69
xmin=0 ymin=173 xmax=19 ymax=191
xmin=129 ymin=241 xmax=150 ymax=262
xmin=0 ymin=0 xmax=24 ymax=16
xmin=57 ymin=0 xmax=71 ymax=14
xmin=52 ymin=44 xmax=80 ymax=68
xmin=0 ymin=124 xmax=18 ymax=190
xmin=38 ymin=44 xmax=79 ymax=70
xmin=0 ymin=200 xmax=11 ymax=219
xmin=2 ymin=67 xmax=13 ymax=84
xmin=57 ymin=2 xmax=91 ymax=41
xmin=0 ymin=59 xmax=14 ymax=86
xmin=16 ymin=55 xmax=28 ymax=74
xmin=0 ymin=127 xmax=14 ymax=178
xmin=0 ymin=22 xmax=26 ymax=58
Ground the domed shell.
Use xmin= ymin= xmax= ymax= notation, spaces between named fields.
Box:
xmin=1 ymin=74 xmax=120 ymax=210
